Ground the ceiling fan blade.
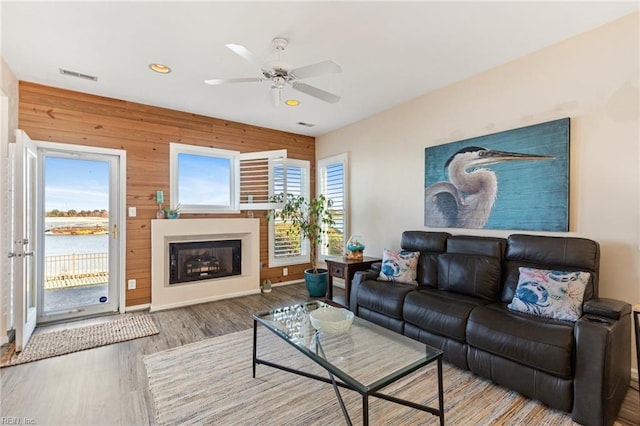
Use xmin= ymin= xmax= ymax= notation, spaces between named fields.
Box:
xmin=289 ymin=60 xmax=342 ymax=80
xmin=291 ymin=82 xmax=340 ymax=104
xmin=204 ymin=77 xmax=265 ymax=85
xmin=226 ymin=43 xmax=270 ymax=71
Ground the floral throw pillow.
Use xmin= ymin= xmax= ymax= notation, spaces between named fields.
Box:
xmin=507 ymin=267 xmax=590 ymax=322
xmin=378 ymin=248 xmax=420 ymax=285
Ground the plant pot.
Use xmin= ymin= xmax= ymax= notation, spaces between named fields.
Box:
xmin=304 ymin=268 xmax=328 ymax=298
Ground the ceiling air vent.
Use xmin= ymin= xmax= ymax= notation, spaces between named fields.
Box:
xmin=297 ymin=122 xmax=315 ymax=128
xmin=59 ymin=68 xmax=98 ymax=82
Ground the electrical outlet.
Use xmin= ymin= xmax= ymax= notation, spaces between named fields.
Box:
xmin=127 ymin=279 xmax=136 ymax=290
xmin=283 ymin=267 xmax=288 ymax=276
xmin=128 ymin=207 xmax=137 ymax=217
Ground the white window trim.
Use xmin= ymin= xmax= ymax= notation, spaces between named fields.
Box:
xmin=268 ymin=158 xmax=311 ymax=268
xmin=317 ymin=153 xmax=349 ymax=263
xmin=170 ymin=143 xmax=240 ymax=214
xmin=170 ymin=143 xmax=287 ymax=214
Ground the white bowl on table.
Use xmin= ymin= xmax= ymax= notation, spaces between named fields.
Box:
xmin=309 ymin=307 xmax=354 ymax=334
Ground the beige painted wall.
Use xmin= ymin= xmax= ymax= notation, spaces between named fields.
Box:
xmin=318 ymin=13 xmax=640 ymax=370
xmin=1 ymin=55 xmax=19 ymax=140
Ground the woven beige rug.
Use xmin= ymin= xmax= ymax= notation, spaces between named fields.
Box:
xmin=144 ymin=328 xmax=581 ymax=426
xmin=1 ymin=314 xmax=159 ymax=368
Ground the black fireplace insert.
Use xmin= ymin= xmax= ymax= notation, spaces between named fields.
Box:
xmin=169 ymin=239 xmax=241 ymax=284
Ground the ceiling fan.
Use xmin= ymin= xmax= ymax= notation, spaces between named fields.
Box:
xmin=204 ymin=37 xmax=342 ymax=106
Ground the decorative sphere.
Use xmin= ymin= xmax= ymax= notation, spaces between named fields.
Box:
xmin=347 ymin=235 xmax=365 ymax=252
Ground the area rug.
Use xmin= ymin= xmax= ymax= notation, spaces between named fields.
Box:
xmin=1 ymin=314 xmax=159 ymax=367
xmin=144 ymin=328 xmax=579 ymax=426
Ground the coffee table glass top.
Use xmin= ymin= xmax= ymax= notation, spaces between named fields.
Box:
xmin=254 ymin=301 xmax=442 ymax=393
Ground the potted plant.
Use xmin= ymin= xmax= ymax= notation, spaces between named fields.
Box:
xmin=268 ymin=193 xmax=335 ymax=297
xmin=163 ymin=204 xmax=181 ymax=219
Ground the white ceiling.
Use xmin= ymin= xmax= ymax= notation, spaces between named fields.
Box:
xmin=1 ymin=1 xmax=638 ymax=137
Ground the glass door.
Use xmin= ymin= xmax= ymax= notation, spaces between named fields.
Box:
xmin=38 ymin=148 xmax=120 ymax=322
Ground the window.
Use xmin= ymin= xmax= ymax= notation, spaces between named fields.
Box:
xmin=318 ymin=153 xmax=348 ymax=261
xmin=170 ymin=143 xmax=286 ymax=213
xmin=268 ymin=159 xmax=310 ymax=267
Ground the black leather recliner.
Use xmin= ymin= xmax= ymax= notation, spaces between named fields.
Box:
xmin=350 ymin=231 xmax=631 ymax=426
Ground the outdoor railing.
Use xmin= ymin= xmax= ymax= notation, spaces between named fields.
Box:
xmin=44 ymin=252 xmax=108 ymax=289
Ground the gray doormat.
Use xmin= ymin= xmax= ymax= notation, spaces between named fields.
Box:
xmin=1 ymin=314 xmax=159 ymax=367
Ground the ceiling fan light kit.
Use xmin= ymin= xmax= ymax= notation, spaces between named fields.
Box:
xmin=204 ymin=37 xmax=341 ymax=106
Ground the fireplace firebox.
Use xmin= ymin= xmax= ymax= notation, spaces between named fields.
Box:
xmin=169 ymin=240 xmax=241 ymax=285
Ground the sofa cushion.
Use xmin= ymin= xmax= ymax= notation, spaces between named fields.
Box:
xmin=467 ymin=304 xmax=575 ymax=378
xmin=357 ymin=280 xmax=415 ymax=320
xmin=403 ymin=289 xmax=489 ymax=342
xmin=437 ymin=253 xmax=501 ymax=301
xmin=378 ymin=248 xmax=419 ymax=284
xmin=401 ymin=231 xmax=449 ymax=252
xmin=446 ymin=235 xmax=506 ymax=259
xmin=402 ymin=231 xmax=449 ymax=288
xmin=507 ymin=267 xmax=590 ymax=322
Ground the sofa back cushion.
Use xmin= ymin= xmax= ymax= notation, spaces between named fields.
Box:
xmin=437 ymin=253 xmax=502 ymax=301
xmin=401 ymin=231 xmax=449 ymax=288
xmin=446 ymin=235 xmax=506 ymax=259
xmin=501 ymin=234 xmax=600 ymax=304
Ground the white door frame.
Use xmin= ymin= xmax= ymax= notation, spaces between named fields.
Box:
xmin=35 ymin=141 xmax=127 ymax=319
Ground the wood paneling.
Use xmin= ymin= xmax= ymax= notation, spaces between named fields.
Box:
xmin=18 ymin=81 xmax=315 ymax=306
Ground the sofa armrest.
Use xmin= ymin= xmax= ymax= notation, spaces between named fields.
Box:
xmin=349 ymin=269 xmax=379 ymax=313
xmin=583 ymin=298 xmax=631 ymax=320
xmin=572 ymin=306 xmax=631 ymax=426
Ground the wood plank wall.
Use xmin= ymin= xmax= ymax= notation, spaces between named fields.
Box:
xmin=18 ymin=81 xmax=315 ymax=307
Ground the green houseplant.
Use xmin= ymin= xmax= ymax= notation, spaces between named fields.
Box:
xmin=268 ymin=193 xmax=335 ymax=297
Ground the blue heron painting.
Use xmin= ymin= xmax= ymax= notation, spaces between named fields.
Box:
xmin=424 ymin=118 xmax=569 ymax=231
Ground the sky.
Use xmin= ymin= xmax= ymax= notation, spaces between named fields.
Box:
xmin=45 ymin=157 xmax=109 ymax=212
xmin=177 ymin=153 xmax=231 ymax=206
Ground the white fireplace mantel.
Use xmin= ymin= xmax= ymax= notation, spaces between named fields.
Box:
xmin=150 ymin=218 xmax=260 ymax=311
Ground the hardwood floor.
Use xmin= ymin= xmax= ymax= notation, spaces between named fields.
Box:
xmin=1 ymin=283 xmax=638 ymax=425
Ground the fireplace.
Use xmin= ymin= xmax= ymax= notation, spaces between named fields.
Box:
xmin=169 ymin=240 xmax=241 ymax=284
xmin=151 ymin=218 xmax=259 ymax=312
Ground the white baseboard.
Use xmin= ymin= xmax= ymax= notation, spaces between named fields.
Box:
xmin=271 ymin=279 xmax=304 ymax=287
xmin=125 ymin=303 xmax=151 ymax=312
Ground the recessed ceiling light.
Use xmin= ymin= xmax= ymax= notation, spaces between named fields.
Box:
xmin=149 ymin=63 xmax=171 ymax=74
xmin=285 ymin=99 xmax=300 ymax=107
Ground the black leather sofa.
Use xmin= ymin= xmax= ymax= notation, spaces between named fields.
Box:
xmin=350 ymin=231 xmax=631 ymax=426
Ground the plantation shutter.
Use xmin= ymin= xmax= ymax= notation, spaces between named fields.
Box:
xmin=318 ymin=154 xmax=348 ymax=259
xmin=269 ymin=159 xmax=310 ymax=266
xmin=238 ymin=150 xmax=287 ymax=210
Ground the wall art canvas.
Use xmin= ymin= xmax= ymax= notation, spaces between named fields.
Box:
xmin=424 ymin=118 xmax=569 ymax=231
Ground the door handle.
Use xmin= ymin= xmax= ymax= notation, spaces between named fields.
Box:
xmin=113 ymin=224 xmax=118 ymax=240
xmin=8 ymin=252 xmax=17 ymax=258
xmin=24 ymin=252 xmax=34 ymax=257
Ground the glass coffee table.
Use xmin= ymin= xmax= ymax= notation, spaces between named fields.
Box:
xmin=252 ymin=301 xmax=444 ymax=425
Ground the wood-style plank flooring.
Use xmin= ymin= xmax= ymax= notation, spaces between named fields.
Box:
xmin=0 ymin=283 xmax=638 ymax=425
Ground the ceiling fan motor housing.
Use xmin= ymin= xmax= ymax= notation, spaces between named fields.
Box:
xmin=272 ymin=37 xmax=288 ymax=51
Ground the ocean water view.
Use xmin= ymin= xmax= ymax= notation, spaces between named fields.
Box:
xmin=44 ymin=218 xmax=109 ymax=278
xmin=44 ymin=233 xmax=109 ymax=256
xmin=44 ymin=218 xmax=109 ymax=255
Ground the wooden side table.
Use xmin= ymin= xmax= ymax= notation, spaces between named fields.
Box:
xmin=324 ymin=256 xmax=381 ymax=309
